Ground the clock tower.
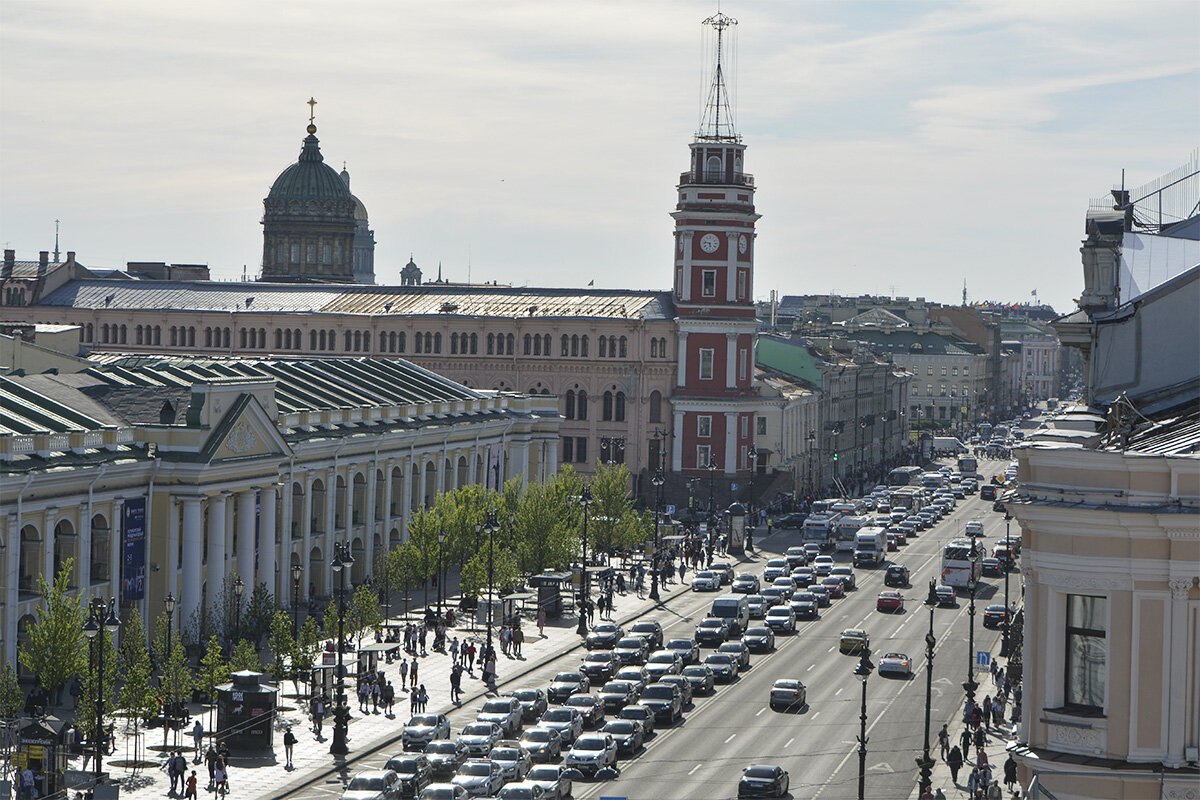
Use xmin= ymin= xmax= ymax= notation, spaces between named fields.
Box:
xmin=670 ymin=11 xmax=762 ymax=481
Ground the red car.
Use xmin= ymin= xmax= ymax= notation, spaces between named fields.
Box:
xmin=876 ymin=590 xmax=904 ymax=613
xmin=820 ymin=576 xmax=845 ymax=599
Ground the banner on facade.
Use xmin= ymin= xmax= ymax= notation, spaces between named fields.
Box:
xmin=486 ymin=443 xmax=504 ymax=490
xmin=122 ymin=497 xmax=147 ymax=603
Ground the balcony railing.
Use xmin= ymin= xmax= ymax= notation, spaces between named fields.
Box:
xmin=679 ymin=171 xmax=755 ymax=187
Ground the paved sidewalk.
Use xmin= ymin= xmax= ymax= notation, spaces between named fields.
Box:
xmin=79 ymin=550 xmax=754 ymax=800
xmin=908 ymin=654 xmax=1023 ymax=800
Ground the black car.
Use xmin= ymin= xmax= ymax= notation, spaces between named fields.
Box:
xmin=638 ymin=683 xmax=683 ymax=724
xmin=742 ymin=626 xmax=776 ymax=653
xmin=694 ymin=618 xmax=732 ymax=646
xmin=884 ymin=565 xmax=910 ymax=587
xmin=509 ymin=688 xmax=549 ymax=723
xmin=596 ymin=680 xmax=640 ymax=712
xmin=628 ymin=620 xmax=664 ymax=650
xmin=776 ymin=512 xmax=806 ymax=529
xmin=384 ymin=754 xmax=433 ymax=798
xmin=601 ymin=719 xmax=644 ymax=756
xmin=731 ymin=573 xmax=760 ymax=594
xmin=983 ymin=604 xmax=1013 ymax=628
xmin=424 ymin=740 xmax=469 ymax=779
xmin=579 ymin=651 xmax=620 ymax=683
xmin=548 ymin=671 xmax=591 ymax=703
xmin=658 ymin=674 xmax=695 ymax=707
xmin=738 ymin=764 xmax=790 ymax=798
xmin=980 ymin=484 xmax=998 ymax=500
xmin=680 ymin=665 xmax=716 ymax=696
xmin=584 ymin=622 xmax=624 ymax=650
xmin=613 ymin=636 xmax=650 ymax=665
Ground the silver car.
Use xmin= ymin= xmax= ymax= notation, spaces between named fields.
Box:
xmin=403 ymin=714 xmax=451 ymax=750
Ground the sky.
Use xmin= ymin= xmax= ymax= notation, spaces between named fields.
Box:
xmin=2 ymin=0 xmax=1197 ymax=313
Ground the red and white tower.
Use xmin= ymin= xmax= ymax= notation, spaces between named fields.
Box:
xmin=670 ymin=11 xmax=761 ymax=479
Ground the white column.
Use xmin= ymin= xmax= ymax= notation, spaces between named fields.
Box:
xmin=301 ymin=474 xmax=313 ymax=599
xmin=259 ymin=485 xmax=277 ymax=598
xmin=544 ymin=439 xmax=558 ymax=476
xmin=237 ymin=490 xmax=256 ymax=585
xmin=80 ymin=506 xmax=93 ymax=589
xmin=325 ymin=467 xmax=337 ymax=554
xmin=724 ymin=412 xmax=738 ymax=474
xmin=4 ymin=516 xmax=21 ymax=667
xmin=382 ymin=462 xmax=394 ymax=528
xmin=726 ymin=233 xmax=738 ymax=302
xmin=681 ymin=232 xmax=694 ymax=302
xmin=224 ymin=495 xmax=235 ymax=567
xmin=677 ymin=332 xmax=689 ymax=387
xmin=43 ymin=509 xmax=55 ymax=586
xmin=166 ymin=497 xmax=180 ymax=601
xmin=725 ymin=333 xmax=738 ymax=389
xmin=205 ymin=494 xmax=227 ymax=612
xmin=510 ymin=441 xmax=530 ymax=486
xmin=672 ymin=410 xmax=685 ymax=471
xmin=1164 ymin=577 xmax=1194 ymax=767
xmin=110 ymin=500 xmax=122 ymax=597
xmin=181 ymin=497 xmax=203 ymax=625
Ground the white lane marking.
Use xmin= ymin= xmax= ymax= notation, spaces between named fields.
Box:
xmin=785 ymin=737 xmax=795 ymax=748
xmin=827 ymin=645 xmax=835 ymax=652
xmin=724 ymin=733 xmax=737 ymax=743
xmin=755 ymin=707 xmax=766 ymax=717
xmin=835 ymin=687 xmax=842 ymax=696
xmin=807 ymin=664 xmax=815 ymax=671
xmin=812 ymin=711 xmax=820 ymax=719
xmin=688 ymin=763 xmax=702 ymax=775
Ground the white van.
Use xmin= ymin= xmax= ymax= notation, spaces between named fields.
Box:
xmin=965 ymin=521 xmax=984 ymax=538
xmin=709 ymin=595 xmax=750 ymax=636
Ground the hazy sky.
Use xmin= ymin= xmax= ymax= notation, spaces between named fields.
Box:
xmin=2 ymin=1 xmax=1196 ymax=312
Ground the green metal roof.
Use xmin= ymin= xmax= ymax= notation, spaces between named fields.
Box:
xmin=842 ymin=329 xmax=982 ymax=356
xmin=754 ymin=336 xmax=824 ymax=388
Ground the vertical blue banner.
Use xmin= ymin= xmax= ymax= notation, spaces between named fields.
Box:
xmin=122 ymin=497 xmax=146 ymax=603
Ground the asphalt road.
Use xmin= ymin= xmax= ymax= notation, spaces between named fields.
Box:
xmin=282 ymin=459 xmax=1019 ymax=800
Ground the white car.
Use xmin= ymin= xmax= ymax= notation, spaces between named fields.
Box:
xmin=813 ymin=555 xmax=835 ymax=576
xmin=830 ymin=566 xmax=856 ymax=591
xmin=457 ymin=722 xmax=502 ymax=758
xmin=450 ymin=759 xmax=505 ymax=797
xmin=343 ymin=770 xmax=400 ymax=800
xmin=403 ymin=713 xmax=451 ymax=749
xmin=764 ymin=606 xmax=796 ymax=634
xmin=565 ymin=732 xmax=618 ymax=775
xmin=877 ymin=652 xmax=913 ymax=677
xmin=691 ymin=570 xmax=720 ymax=591
xmin=535 ymin=707 xmax=583 ymax=745
xmin=488 ymin=744 xmax=533 ymax=781
xmin=523 ymin=764 xmax=573 ymax=800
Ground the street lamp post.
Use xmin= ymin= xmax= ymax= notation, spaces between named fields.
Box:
xmin=83 ymin=597 xmax=120 ymax=785
xmin=964 ymin=551 xmax=979 ymax=710
xmin=706 ymin=456 xmax=719 ymax=517
xmin=917 ymin=601 xmax=937 ymax=795
xmin=162 ymin=593 xmax=176 ymax=749
xmin=233 ymin=576 xmax=245 ymax=640
xmin=854 ymin=646 xmax=874 ymax=800
xmin=747 ymin=449 xmax=758 ymax=514
xmin=480 ymin=510 xmax=499 ymax=657
xmin=576 ymin=485 xmax=594 ymax=637
xmin=1001 ymin=515 xmax=1013 ymax=657
xmin=292 ymin=564 xmax=304 ymax=637
xmin=329 ymin=542 xmax=354 ymax=755
xmin=650 ymin=468 xmax=664 ymax=602
xmin=436 ymin=530 xmax=447 ymax=620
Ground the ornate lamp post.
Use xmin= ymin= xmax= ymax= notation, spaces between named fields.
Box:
xmin=853 ymin=645 xmax=874 ymax=800
xmin=329 ymin=542 xmax=354 ymax=755
xmin=600 ymin=437 xmax=625 ymax=465
xmin=576 ymin=484 xmax=594 ymax=637
xmin=746 ymin=448 xmax=758 ymax=513
xmin=916 ymin=600 xmax=937 ymax=795
xmin=964 ymin=559 xmax=979 ymax=710
xmin=1001 ymin=514 xmax=1013 ymax=657
xmin=162 ymin=593 xmax=176 ymax=749
xmin=233 ymin=576 xmax=245 ymax=640
xmin=650 ymin=468 xmax=664 ymax=602
xmin=436 ymin=529 xmax=447 ymax=619
xmin=480 ymin=510 xmax=499 ymax=657
xmin=291 ymin=564 xmax=303 ymax=636
xmin=83 ymin=597 xmax=120 ymax=785
xmin=707 ymin=456 xmax=719 ymax=518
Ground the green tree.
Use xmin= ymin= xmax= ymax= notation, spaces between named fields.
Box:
xmin=196 ymin=636 xmax=228 ymax=729
xmin=76 ymin=628 xmax=118 ymax=747
xmin=268 ymin=611 xmax=296 ymax=685
xmin=229 ymin=638 xmax=261 ymax=672
xmin=117 ymin=611 xmax=157 ymax=744
xmin=511 ymin=471 xmax=580 ymax=574
xmin=159 ymin=641 xmax=193 ymax=735
xmin=405 ymin=508 xmax=441 ymax=606
xmin=588 ymin=461 xmax=649 ymax=554
xmin=0 ymin=663 xmax=23 ymax=720
xmin=17 ymin=559 xmax=87 ymax=700
xmin=388 ymin=541 xmax=423 ymax=616
xmin=460 ymin=546 xmax=519 ymax=599
xmin=296 ymin=617 xmax=321 ymax=697
xmin=349 ymin=584 xmax=382 ymax=647
xmin=242 ymin=582 xmax=276 ymax=645
xmin=322 ymin=599 xmax=341 ymax=643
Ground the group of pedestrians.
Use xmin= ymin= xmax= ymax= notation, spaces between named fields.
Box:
xmin=932 ymin=657 xmax=1023 ymax=799
xmin=355 ymin=669 xmax=396 ymax=716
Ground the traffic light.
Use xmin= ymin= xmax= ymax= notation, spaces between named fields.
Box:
xmin=832 ymin=453 xmax=839 ymax=462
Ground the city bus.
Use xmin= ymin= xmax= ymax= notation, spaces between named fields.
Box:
xmin=888 ymin=466 xmax=924 ymax=487
xmin=835 ymin=515 xmax=867 ymax=554
xmin=802 ymin=513 xmax=842 ymax=551
xmin=889 ymin=486 xmax=924 ymax=513
xmin=941 ymin=539 xmax=983 ymax=588
xmin=978 ymin=422 xmax=994 ymax=440
xmin=956 ymin=455 xmax=978 ymax=479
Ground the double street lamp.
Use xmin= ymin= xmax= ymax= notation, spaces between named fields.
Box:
xmin=83 ymin=597 xmax=120 ymax=785
xmin=706 ymin=457 xmax=719 ymax=518
xmin=964 ymin=544 xmax=980 ymax=710
xmin=853 ymin=645 xmax=874 ymax=800
xmin=162 ymin=593 xmax=176 ymax=749
xmin=917 ymin=599 xmax=938 ymax=795
xmin=232 ymin=576 xmax=245 ymax=640
xmin=479 ymin=510 xmax=500 ymax=657
xmin=576 ymin=484 xmax=594 ymax=637
xmin=436 ymin=530 xmax=448 ymax=619
xmin=747 ymin=449 xmax=758 ymax=514
xmin=329 ymin=541 xmax=355 ymax=756
xmin=291 ymin=564 xmax=303 ymax=637
xmin=650 ymin=468 xmax=664 ymax=602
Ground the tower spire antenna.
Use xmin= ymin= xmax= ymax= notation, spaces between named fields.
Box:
xmin=698 ymin=11 xmax=739 ymax=142
xmin=53 ymin=219 xmax=60 ymax=262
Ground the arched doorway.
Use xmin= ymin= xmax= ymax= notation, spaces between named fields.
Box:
xmin=53 ymin=519 xmax=77 ymax=588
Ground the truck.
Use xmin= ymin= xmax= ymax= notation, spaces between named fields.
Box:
xmin=956 ymin=455 xmax=979 ymax=479
xmin=852 ymin=526 xmax=888 ymax=568
xmin=802 ymin=512 xmax=842 ymax=551
xmin=835 ymin=515 xmax=867 ymax=554
xmin=932 ymin=436 xmax=969 ymax=453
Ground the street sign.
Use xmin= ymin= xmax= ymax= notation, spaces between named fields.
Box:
xmin=731 ymin=482 xmax=739 ymax=491
xmin=600 ymin=797 xmax=628 ymax=800
xmin=666 ymin=505 xmax=676 ymax=514
xmin=976 ymin=650 xmax=991 ymax=671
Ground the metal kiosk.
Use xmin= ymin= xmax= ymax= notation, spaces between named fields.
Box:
xmin=14 ymin=715 xmax=68 ymax=798
xmin=528 ymin=571 xmax=571 ymax=619
xmin=215 ymin=671 xmax=278 ymax=750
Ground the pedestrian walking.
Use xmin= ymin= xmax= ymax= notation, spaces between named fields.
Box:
xmin=410 ymin=687 xmax=420 ymax=715
xmin=467 ymin=641 xmax=477 ymax=672
xmin=974 ymin=725 xmax=986 ymax=756
xmin=283 ymin=727 xmax=296 ymax=768
xmin=537 ymin=607 xmax=546 ymax=637
xmin=450 ymin=637 xmax=459 ymax=664
xmin=985 ymin=780 xmax=1002 ymax=800
xmin=400 ymin=657 xmax=409 ymax=690
xmin=213 ymin=762 xmax=228 ymax=798
xmin=484 ymin=655 xmax=497 ymax=690
xmin=990 ymin=659 xmax=999 ymax=685
xmin=383 ymin=680 xmax=395 ymax=715
xmin=166 ymin=750 xmax=181 ymax=794
xmin=205 ymin=745 xmax=217 ymax=788
xmin=938 ymin=723 xmax=950 ymax=759
xmin=512 ymin=626 xmax=523 ymax=657
xmin=960 ymin=728 xmax=973 ymax=762
xmin=450 ymin=664 xmax=463 ymax=704
xmin=966 ymin=767 xmax=981 ymax=798
xmin=947 ymin=745 xmax=963 ymax=785
xmin=996 ymin=665 xmax=1006 ymax=690
xmin=417 ymin=684 xmax=428 ymax=713
xmin=410 ymin=659 xmax=419 ymax=688
xmin=982 ymin=694 xmax=993 ymax=728
xmin=191 ymin=720 xmax=204 ymax=762
xmin=312 ymin=698 xmax=325 ymax=738
xmin=1003 ymin=754 xmax=1017 ymax=791
xmin=184 ymin=771 xmax=197 ymax=800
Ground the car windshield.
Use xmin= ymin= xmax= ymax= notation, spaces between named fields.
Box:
xmin=718 ymin=643 xmax=741 ymax=652
xmin=513 ymin=690 xmax=539 ymax=701
xmin=566 ymin=696 xmax=594 ymax=707
xmin=500 ymin=790 xmax=537 ymax=800
xmin=348 ymin=778 xmax=386 ymax=790
xmin=542 ymin=709 xmax=573 ymax=721
xmin=426 ymin=742 xmax=457 ymax=754
xmin=706 ymin=654 xmax=733 ymax=664
xmin=632 ymin=623 xmax=657 ymax=633
xmin=746 ymin=628 xmax=770 ymax=636
xmin=528 ymin=765 xmax=558 ymax=779
xmin=602 ymin=682 xmax=632 ymax=693
xmin=460 ymin=763 xmax=491 ymax=776
xmin=523 ymin=729 xmax=551 ymax=741
xmin=642 ymin=685 xmax=674 ymax=699
xmin=774 ymin=681 xmax=799 ymax=689
xmin=668 ymin=639 xmax=691 ymax=648
xmin=648 ymin=652 xmax=674 ymax=662
xmin=617 ymin=638 xmax=643 ymax=648
xmin=745 ymin=766 xmax=778 ymax=779
xmin=389 ymin=758 xmax=422 ymax=772
xmin=553 ymin=673 xmax=580 ymax=683
xmin=593 ymin=623 xmax=618 ymax=633
xmin=423 ymin=790 xmax=458 ymax=800
xmin=584 ymin=653 xmax=609 ymax=662
xmin=574 ymin=738 xmax=605 ymax=750
xmin=695 ymin=571 xmax=716 ymax=579
xmin=884 ymin=653 xmax=905 ymax=660
xmin=491 ymin=748 xmax=519 ymax=760
xmin=481 ymin=700 xmax=512 ymax=713
xmin=606 ymin=721 xmax=636 ymax=733
xmin=463 ymin=724 xmax=493 ymax=735
xmin=699 ymin=619 xmax=722 ymax=628
xmin=682 ymin=666 xmax=707 ymax=676
xmin=410 ymin=715 xmax=440 ymax=726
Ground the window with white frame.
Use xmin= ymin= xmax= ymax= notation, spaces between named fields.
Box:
xmin=698 ymin=348 xmax=715 ymax=379
xmin=702 ymin=270 xmax=717 ymax=297
xmin=697 ymin=444 xmax=712 ymax=468
xmin=756 ymin=416 xmax=767 ymax=436
xmin=1065 ymin=594 xmax=1106 ymax=712
xmin=697 ymin=416 xmax=712 ymax=438
xmin=738 ymin=348 xmax=747 ymax=380
xmin=740 ymin=416 xmax=748 ymax=437
xmin=736 ymin=270 xmax=746 ymax=299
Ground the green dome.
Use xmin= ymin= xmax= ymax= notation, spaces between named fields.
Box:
xmin=266 ymin=125 xmax=352 ymax=204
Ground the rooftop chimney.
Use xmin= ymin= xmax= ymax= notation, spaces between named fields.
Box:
xmin=38 ymin=251 xmax=49 ymax=270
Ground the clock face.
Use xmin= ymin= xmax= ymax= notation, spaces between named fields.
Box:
xmin=738 ymin=234 xmax=748 ymax=254
xmin=700 ymin=233 xmax=720 ymax=254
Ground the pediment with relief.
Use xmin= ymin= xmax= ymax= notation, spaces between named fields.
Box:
xmin=202 ymin=393 xmax=291 ymax=463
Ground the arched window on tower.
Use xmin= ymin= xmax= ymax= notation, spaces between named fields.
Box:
xmin=619 ymin=336 xmax=627 ymax=358
xmin=311 ymin=330 xmax=318 ymax=350
xmin=570 ymin=335 xmax=579 ymax=357
xmin=581 ymin=335 xmax=589 ymax=357
xmin=706 ymin=155 xmax=722 ymax=182
xmin=649 ymin=390 xmax=662 ymax=423
xmin=524 ymin=333 xmax=532 ymax=355
xmin=650 ymin=338 xmax=658 ymax=358
xmin=533 ymin=334 xmax=541 ymax=356
xmin=469 ymin=333 xmax=477 ymax=354
xmin=577 ymin=390 xmax=588 ymax=420
xmin=542 ymin=334 xmax=551 ymax=355
xmin=615 ymin=391 xmax=626 ymax=422
xmin=363 ymin=331 xmax=371 ymax=351
xmin=344 ymin=330 xmax=352 ymax=350
xmin=433 ymin=332 xmax=441 ymax=353
xmin=451 ymin=333 xmax=459 ymax=354
xmin=562 ymin=334 xmax=570 ymax=357
xmin=599 ymin=337 xmax=607 ymax=358
xmin=505 ymin=333 xmax=514 ymax=355
xmin=564 ymin=390 xmax=576 ymax=420
xmin=415 ymin=332 xmax=423 ymax=354
xmin=602 ymin=391 xmax=613 ymax=421
xmin=487 ymin=333 xmax=495 ymax=355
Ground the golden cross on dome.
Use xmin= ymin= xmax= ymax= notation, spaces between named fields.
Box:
xmin=307 ymin=97 xmax=318 ymax=124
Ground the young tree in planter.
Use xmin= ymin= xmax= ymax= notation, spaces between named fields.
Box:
xmin=268 ymin=611 xmax=297 ymax=687
xmin=460 ymin=546 xmax=520 ymax=600
xmin=158 ymin=640 xmax=193 ymax=748
xmin=196 ymin=637 xmax=228 ymax=730
xmin=76 ymin=626 xmax=118 ymax=758
xmin=117 ymin=612 xmax=157 ymax=757
xmin=17 ymin=559 xmax=87 ymax=706
xmin=0 ymin=663 xmax=24 ymax=721
xmin=349 ymin=584 xmax=382 ymax=648
xmin=229 ymin=638 xmax=261 ymax=673
xmin=242 ymin=582 xmax=276 ymax=646
xmin=295 ymin=617 xmax=321 ymax=698
xmin=388 ymin=541 xmax=423 ymax=618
